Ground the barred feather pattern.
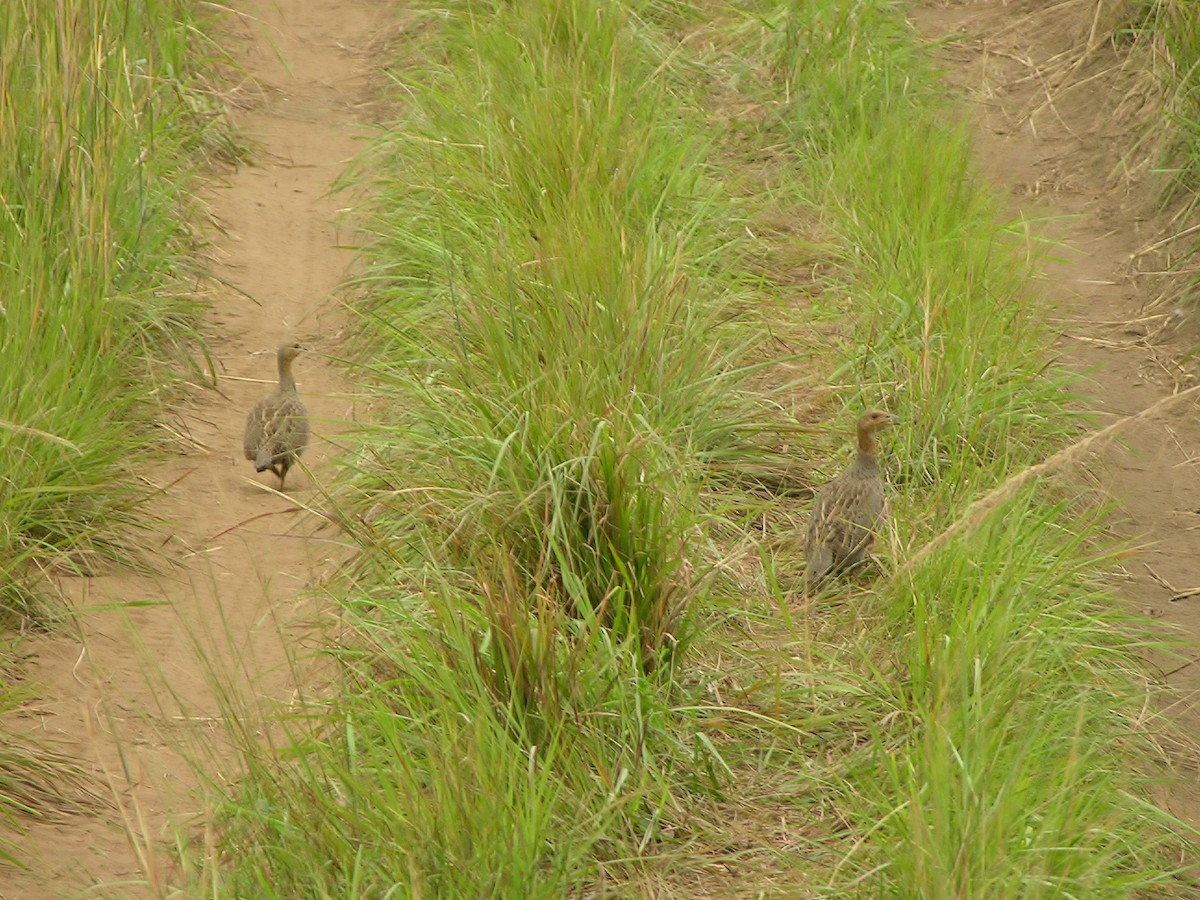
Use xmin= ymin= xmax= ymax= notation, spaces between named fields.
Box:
xmin=243 ymin=343 xmax=309 ymax=489
xmin=804 ymin=411 xmax=897 ymax=589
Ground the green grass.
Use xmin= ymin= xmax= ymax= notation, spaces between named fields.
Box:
xmin=338 ymin=0 xmax=800 ymax=669
xmin=0 ymin=0 xmax=224 ymax=618
xmin=1130 ymin=0 xmax=1200 ymax=206
xmin=747 ymin=0 xmax=1193 ymax=892
xmin=201 ymin=2 xmax=800 ymax=893
xmin=1074 ymin=0 xmax=1200 ymax=305
xmin=839 ymin=496 xmax=1184 ymax=894
xmin=0 ymin=0 xmax=226 ymax=852
xmin=1134 ymin=0 xmax=1200 ymax=307
xmin=767 ymin=0 xmax=1080 ymax=492
xmin=192 ymin=0 xmax=1197 ymax=896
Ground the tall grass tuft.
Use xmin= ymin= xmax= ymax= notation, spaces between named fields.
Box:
xmin=1126 ymin=0 xmax=1200 ymax=307
xmin=345 ymin=0 xmax=790 ymax=671
xmin=837 ymin=494 xmax=1186 ymax=894
xmin=1127 ymin=0 xmax=1200 ymax=207
xmin=0 ymin=0 xmax=224 ymax=848
xmin=205 ymin=570 xmax=670 ymax=897
xmin=0 ymin=0 xmax=219 ymax=616
xmin=770 ymin=0 xmax=1079 ymax=495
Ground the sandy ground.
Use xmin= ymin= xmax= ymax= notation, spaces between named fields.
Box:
xmin=2 ymin=0 xmax=1200 ymax=896
xmin=0 ymin=1 xmax=384 ymax=896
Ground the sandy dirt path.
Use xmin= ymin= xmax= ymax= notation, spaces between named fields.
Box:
xmin=0 ymin=1 xmax=384 ymax=896
xmin=913 ymin=0 xmax=1200 ymax=827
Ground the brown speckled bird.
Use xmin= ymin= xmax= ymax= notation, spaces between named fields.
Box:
xmin=243 ymin=342 xmax=309 ymax=490
xmin=805 ymin=410 xmax=899 ymax=589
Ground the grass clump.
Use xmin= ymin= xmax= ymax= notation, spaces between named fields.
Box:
xmin=343 ymin=0 xmax=787 ymax=667
xmin=0 ymin=0 xmax=221 ymax=617
xmin=1133 ymin=0 xmax=1200 ymax=307
xmin=842 ymin=496 xmax=1184 ymax=894
xmin=1125 ymin=0 xmax=1200 ymax=206
xmin=768 ymin=0 xmax=1078 ymax=492
xmin=206 ymin=575 xmax=653 ymax=897
xmin=0 ymin=0 xmax=225 ymax=848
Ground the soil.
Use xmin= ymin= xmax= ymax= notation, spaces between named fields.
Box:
xmin=3 ymin=0 xmax=1200 ymax=896
xmin=0 ymin=0 xmax=386 ymax=896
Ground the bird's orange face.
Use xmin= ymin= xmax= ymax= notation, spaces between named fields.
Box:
xmin=859 ymin=410 xmax=899 ymax=432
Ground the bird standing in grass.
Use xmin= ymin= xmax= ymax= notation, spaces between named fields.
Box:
xmin=243 ymin=342 xmax=309 ymax=490
xmin=805 ymin=409 xmax=899 ymax=590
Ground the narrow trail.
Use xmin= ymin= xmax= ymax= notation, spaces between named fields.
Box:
xmin=913 ymin=0 xmax=1200 ymax=826
xmin=1 ymin=1 xmax=383 ymax=896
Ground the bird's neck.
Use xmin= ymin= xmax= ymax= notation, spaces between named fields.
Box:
xmin=853 ymin=450 xmax=879 ymax=474
xmin=857 ymin=428 xmax=877 ymax=457
xmin=278 ymin=362 xmax=297 ymax=393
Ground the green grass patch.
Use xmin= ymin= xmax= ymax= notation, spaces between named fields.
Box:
xmin=1127 ymin=0 xmax=1200 ymax=206
xmin=1068 ymin=0 xmax=1200 ymax=307
xmin=201 ymin=0 xmax=810 ymax=893
xmin=0 ymin=0 xmax=225 ymax=617
xmin=748 ymin=0 xmax=1193 ymax=892
xmin=768 ymin=0 xmax=1078 ymax=491
xmin=841 ymin=496 xmax=1184 ymax=894
xmin=0 ymin=0 xmax=227 ymax=846
xmin=1132 ymin=0 xmax=1200 ymax=308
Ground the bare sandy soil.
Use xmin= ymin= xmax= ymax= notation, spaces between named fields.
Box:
xmin=0 ymin=1 xmax=385 ymax=896
xmin=2 ymin=0 xmax=1199 ymax=896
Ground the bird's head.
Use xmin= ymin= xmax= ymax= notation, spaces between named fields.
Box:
xmin=858 ymin=409 xmax=899 ymax=433
xmin=277 ymin=341 xmax=304 ymax=364
xmin=856 ymin=409 xmax=899 ymax=454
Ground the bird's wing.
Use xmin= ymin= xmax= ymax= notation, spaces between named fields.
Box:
xmin=244 ymin=398 xmax=270 ymax=460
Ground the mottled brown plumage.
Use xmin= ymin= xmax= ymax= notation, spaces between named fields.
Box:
xmin=243 ymin=342 xmax=309 ymax=490
xmin=805 ymin=410 xmax=899 ymax=589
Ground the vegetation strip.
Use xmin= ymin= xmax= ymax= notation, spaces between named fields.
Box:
xmin=0 ymin=0 xmax=223 ymax=614
xmin=1138 ymin=0 xmax=1200 ymax=296
xmin=0 ymin=0 xmax=222 ymax=860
